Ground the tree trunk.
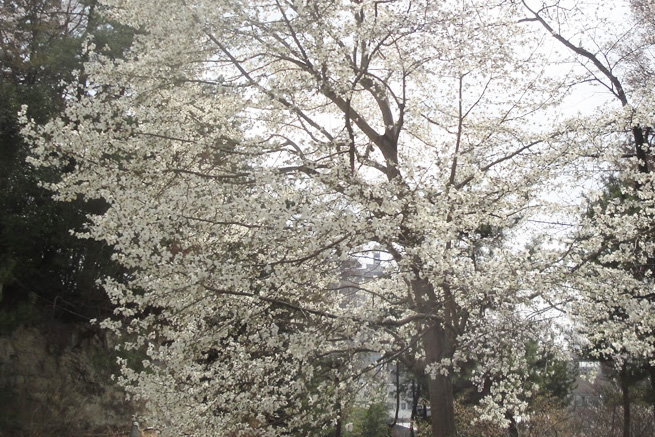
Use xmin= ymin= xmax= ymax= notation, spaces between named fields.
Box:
xmin=648 ymin=365 xmax=655 ymax=424
xmin=621 ymin=366 xmax=631 ymax=437
xmin=410 ymin=378 xmax=418 ymax=437
xmin=335 ymin=384 xmax=343 ymax=437
xmin=411 ymin=274 xmax=458 ymax=437
xmin=335 ymin=413 xmax=342 ymax=437
xmin=423 ymin=323 xmax=456 ymax=437
xmin=388 ymin=361 xmax=400 ymax=437
xmin=393 ymin=361 xmax=400 ymax=426
xmin=507 ymin=414 xmax=519 ymax=437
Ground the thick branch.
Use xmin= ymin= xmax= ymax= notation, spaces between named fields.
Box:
xmin=202 ymin=283 xmax=338 ymax=319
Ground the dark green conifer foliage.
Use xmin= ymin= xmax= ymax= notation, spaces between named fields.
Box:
xmin=0 ymin=0 xmax=134 ymax=330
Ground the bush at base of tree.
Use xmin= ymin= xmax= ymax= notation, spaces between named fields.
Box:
xmin=344 ymin=402 xmax=389 ymax=437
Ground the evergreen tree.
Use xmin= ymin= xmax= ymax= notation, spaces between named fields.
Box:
xmin=0 ymin=0 xmax=134 ymax=328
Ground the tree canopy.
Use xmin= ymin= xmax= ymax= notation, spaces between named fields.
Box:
xmin=22 ymin=1 xmax=655 ymax=436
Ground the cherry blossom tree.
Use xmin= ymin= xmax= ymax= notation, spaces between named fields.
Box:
xmin=24 ymin=0 xmax=587 ymax=436
xmin=519 ymin=1 xmax=655 ymax=434
xmin=522 ymin=0 xmax=655 ymax=371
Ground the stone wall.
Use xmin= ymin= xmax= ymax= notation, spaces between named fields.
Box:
xmin=0 ymin=322 xmax=135 ymax=436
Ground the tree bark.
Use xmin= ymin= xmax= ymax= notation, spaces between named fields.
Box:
xmin=410 ymin=274 xmax=458 ymax=437
xmin=423 ymin=323 xmax=456 ymax=437
xmin=649 ymin=365 xmax=655 ymax=424
xmin=335 ymin=377 xmax=343 ymax=437
xmin=410 ymin=378 xmax=418 ymax=437
xmin=621 ymin=366 xmax=631 ymax=437
xmin=388 ymin=361 xmax=400 ymax=436
xmin=335 ymin=410 xmax=342 ymax=437
xmin=507 ymin=414 xmax=519 ymax=437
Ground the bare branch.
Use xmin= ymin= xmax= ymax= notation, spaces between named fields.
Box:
xmin=520 ymin=0 xmax=628 ymax=106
